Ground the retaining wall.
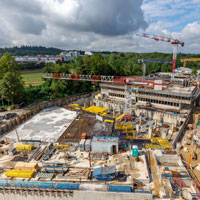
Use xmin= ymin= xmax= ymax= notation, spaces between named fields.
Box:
xmin=0 ymin=189 xmax=153 ymax=200
xmin=172 ymin=108 xmax=193 ymax=148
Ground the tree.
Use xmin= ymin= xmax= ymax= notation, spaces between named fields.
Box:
xmin=0 ymin=53 xmax=24 ymax=105
xmin=192 ymin=67 xmax=197 ymax=74
xmin=0 ymin=71 xmax=24 ymax=105
xmin=0 ymin=52 xmax=18 ymax=79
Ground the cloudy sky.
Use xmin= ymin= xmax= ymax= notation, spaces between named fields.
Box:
xmin=0 ymin=0 xmax=200 ymax=53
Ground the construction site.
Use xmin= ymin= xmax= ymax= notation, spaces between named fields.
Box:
xmin=0 ymin=34 xmax=200 ymax=200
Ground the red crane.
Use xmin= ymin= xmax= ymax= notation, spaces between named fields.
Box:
xmin=44 ymin=73 xmax=166 ymax=121
xmin=136 ymin=33 xmax=184 ymax=78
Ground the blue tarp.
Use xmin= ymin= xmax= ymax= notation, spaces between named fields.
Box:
xmin=93 ymin=166 xmax=116 ymax=176
xmin=93 ymin=166 xmax=116 ymax=181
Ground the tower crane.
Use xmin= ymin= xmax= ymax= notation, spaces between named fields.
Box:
xmin=136 ymin=33 xmax=184 ymax=79
xmin=138 ymin=59 xmax=172 ymax=77
xmin=44 ymin=73 xmax=166 ymax=121
xmin=181 ymin=58 xmax=200 ymax=73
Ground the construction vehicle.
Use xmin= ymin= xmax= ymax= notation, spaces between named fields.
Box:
xmin=181 ymin=58 xmax=200 ymax=73
xmin=136 ymin=33 xmax=184 ymax=79
xmin=138 ymin=59 xmax=172 ymax=77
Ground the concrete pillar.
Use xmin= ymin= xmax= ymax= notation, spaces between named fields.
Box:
xmin=136 ymin=124 xmax=140 ymax=133
xmin=148 ymin=126 xmax=152 ymax=138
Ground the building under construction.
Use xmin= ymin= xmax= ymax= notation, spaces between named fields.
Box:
xmin=0 ymin=73 xmax=200 ymax=200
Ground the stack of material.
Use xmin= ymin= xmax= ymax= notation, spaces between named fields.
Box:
xmin=5 ymin=170 xmax=35 ymax=178
xmin=16 ymin=144 xmax=34 ymax=150
xmin=14 ymin=162 xmax=39 ymax=172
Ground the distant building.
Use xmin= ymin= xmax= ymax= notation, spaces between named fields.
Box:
xmin=15 ymin=56 xmax=62 ymax=64
xmin=85 ymin=51 xmax=94 ymax=56
xmin=60 ymin=51 xmax=81 ymax=61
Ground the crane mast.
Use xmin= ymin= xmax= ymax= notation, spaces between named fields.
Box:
xmin=138 ymin=59 xmax=172 ymax=77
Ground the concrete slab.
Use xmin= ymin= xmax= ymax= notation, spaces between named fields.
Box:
xmin=6 ymin=107 xmax=77 ymax=142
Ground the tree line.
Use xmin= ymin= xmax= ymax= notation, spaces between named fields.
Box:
xmin=1 ymin=52 xmax=200 ymax=107
xmin=0 ymin=46 xmax=62 ymax=57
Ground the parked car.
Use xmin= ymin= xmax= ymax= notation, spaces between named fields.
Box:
xmin=3 ymin=113 xmax=18 ymax=120
xmin=0 ymin=107 xmax=6 ymax=112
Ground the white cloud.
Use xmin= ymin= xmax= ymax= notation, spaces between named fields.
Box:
xmin=0 ymin=0 xmax=199 ymax=54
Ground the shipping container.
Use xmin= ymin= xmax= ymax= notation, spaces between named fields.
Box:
xmin=79 ymin=139 xmax=86 ymax=151
xmin=85 ymin=139 xmax=91 ymax=152
xmin=91 ymin=136 xmax=119 ymax=154
xmin=108 ymin=185 xmax=132 ymax=193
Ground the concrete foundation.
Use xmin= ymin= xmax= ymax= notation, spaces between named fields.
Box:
xmin=6 ymin=107 xmax=77 ymax=142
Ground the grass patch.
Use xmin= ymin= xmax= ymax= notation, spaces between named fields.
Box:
xmin=21 ymin=70 xmax=44 ymax=86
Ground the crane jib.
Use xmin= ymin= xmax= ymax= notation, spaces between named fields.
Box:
xmin=44 ymin=73 xmax=166 ymax=86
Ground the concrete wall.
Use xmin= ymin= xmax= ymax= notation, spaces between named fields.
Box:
xmin=94 ymin=98 xmax=186 ymax=125
xmin=156 ymin=155 xmax=180 ymax=165
xmin=134 ymin=107 xmax=185 ymax=125
xmin=94 ymin=99 xmax=124 ymax=114
xmin=0 ymin=189 xmax=152 ymax=200
xmin=172 ymin=108 xmax=193 ymax=148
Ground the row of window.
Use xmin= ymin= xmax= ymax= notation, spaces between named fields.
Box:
xmin=102 ymin=87 xmax=124 ymax=92
xmin=109 ymin=93 xmax=125 ymax=98
xmin=104 ymin=87 xmax=191 ymax=101
xmin=138 ymin=97 xmax=179 ymax=107
xmin=137 ymin=91 xmax=191 ymax=100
